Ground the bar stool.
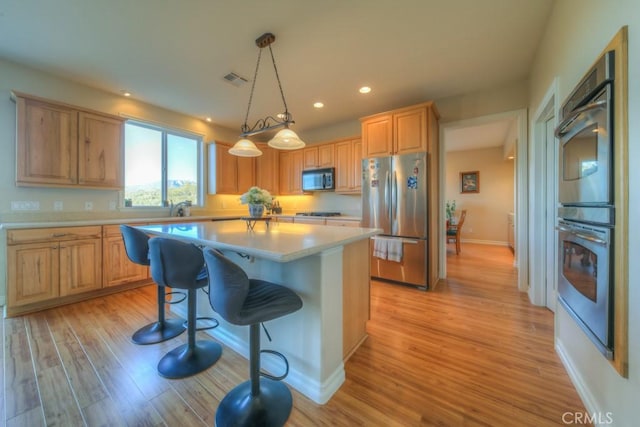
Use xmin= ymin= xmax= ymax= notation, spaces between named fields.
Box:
xmin=149 ymin=237 xmax=222 ymax=378
xmin=120 ymin=225 xmax=186 ymax=345
xmin=203 ymin=248 xmax=303 ymax=427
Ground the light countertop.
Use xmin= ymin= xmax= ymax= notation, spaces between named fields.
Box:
xmin=137 ymin=220 xmax=380 ymax=263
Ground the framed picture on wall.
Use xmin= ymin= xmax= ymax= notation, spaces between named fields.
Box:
xmin=460 ymin=171 xmax=479 ymax=193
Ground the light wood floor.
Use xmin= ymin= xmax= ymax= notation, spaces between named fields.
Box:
xmin=2 ymin=243 xmax=587 ymax=426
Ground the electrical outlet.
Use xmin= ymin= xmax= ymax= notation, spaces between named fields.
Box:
xmin=11 ymin=201 xmax=40 ymax=211
xmin=53 ymin=201 xmax=63 ymax=211
xmin=85 ymin=201 xmax=93 ymax=211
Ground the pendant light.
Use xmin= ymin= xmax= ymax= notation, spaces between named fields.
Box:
xmin=228 ymin=32 xmax=305 ymax=157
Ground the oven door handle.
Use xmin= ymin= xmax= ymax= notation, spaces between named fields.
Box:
xmin=554 ymin=99 xmax=607 ymax=138
xmin=556 ymin=225 xmax=608 ymax=246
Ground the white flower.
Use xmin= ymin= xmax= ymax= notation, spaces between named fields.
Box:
xmin=240 ymin=186 xmax=274 ymax=206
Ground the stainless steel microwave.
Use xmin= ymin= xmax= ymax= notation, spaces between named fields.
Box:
xmin=302 ymin=167 xmax=335 ymax=191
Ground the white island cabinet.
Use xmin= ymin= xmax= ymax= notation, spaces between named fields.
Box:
xmin=136 ymin=220 xmax=380 ymax=404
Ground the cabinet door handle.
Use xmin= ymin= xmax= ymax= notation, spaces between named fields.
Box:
xmin=52 ymin=233 xmax=67 ymax=237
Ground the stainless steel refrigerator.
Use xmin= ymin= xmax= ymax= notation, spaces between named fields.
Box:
xmin=362 ymin=152 xmax=429 ymax=289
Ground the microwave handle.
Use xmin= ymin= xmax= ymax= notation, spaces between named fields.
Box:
xmin=554 ymin=99 xmax=607 ymax=137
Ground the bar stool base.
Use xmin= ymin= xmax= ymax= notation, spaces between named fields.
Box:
xmin=215 ymin=378 xmax=292 ymax=427
xmin=131 ymin=319 xmax=186 ymax=345
xmin=157 ymin=341 xmax=222 ymax=379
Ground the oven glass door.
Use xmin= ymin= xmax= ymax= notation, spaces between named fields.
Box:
xmin=558 ymin=86 xmax=611 ymax=205
xmin=557 ymin=221 xmax=612 ymax=355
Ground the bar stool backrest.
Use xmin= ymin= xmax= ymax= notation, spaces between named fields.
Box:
xmin=204 ymin=249 xmax=250 ymax=325
xmin=120 ymin=225 xmax=150 ymax=266
xmin=148 ymin=238 xmax=205 ymax=289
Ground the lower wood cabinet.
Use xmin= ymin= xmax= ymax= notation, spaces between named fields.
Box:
xmin=5 ymin=224 xmax=153 ymax=317
xmin=6 ymin=226 xmax=103 ymax=315
xmin=102 ymin=224 xmax=149 ymax=287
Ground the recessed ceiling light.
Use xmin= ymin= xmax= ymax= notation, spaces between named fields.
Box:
xmin=359 ymin=86 xmax=372 ymax=94
xmin=121 ymin=90 xmax=131 ymax=97
xmin=313 ymin=102 xmax=324 ymax=109
xmin=205 ymin=117 xmax=212 ymax=122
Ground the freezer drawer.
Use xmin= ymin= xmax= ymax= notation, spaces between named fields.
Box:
xmin=370 ymin=237 xmax=428 ymax=289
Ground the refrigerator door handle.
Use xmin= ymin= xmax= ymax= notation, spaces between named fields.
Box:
xmin=385 ymin=171 xmax=392 ymax=221
xmin=392 ymin=171 xmax=398 ymax=222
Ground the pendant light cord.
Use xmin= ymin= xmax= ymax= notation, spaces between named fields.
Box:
xmin=268 ymin=44 xmax=290 ymax=120
xmin=242 ymin=48 xmax=263 ymax=133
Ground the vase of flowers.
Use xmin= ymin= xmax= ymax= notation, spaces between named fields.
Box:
xmin=445 ymin=200 xmax=457 ymax=225
xmin=240 ymin=186 xmax=273 ymax=218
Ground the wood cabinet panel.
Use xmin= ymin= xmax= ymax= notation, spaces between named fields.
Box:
xmin=255 ymin=143 xmax=279 ymax=194
xmin=303 ymin=147 xmax=319 ymax=169
xmin=343 ymin=239 xmax=370 ymax=360
xmin=7 ymin=226 xmax=102 ymax=244
xmin=237 ymin=156 xmax=255 ymax=194
xmin=318 ymin=144 xmax=334 ymax=167
xmin=335 ymin=138 xmax=361 ymax=194
xmin=59 ymin=239 xmax=102 ymax=296
xmin=214 ymin=142 xmax=239 ymax=194
xmin=326 ymin=219 xmax=361 ymax=227
xmin=7 ymin=242 xmax=59 ymax=307
xmin=15 ymin=96 xmax=78 ymax=185
xmin=78 ymin=112 xmax=123 ymax=188
xmin=279 ymin=150 xmax=304 ymax=194
xmin=362 ymin=114 xmax=392 ymax=158
xmin=394 ymin=107 xmax=426 ymax=154
xmin=103 ymin=235 xmax=148 ymax=287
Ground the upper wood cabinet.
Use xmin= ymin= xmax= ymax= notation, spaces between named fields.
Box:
xmin=361 ymin=102 xmax=439 ymax=158
xmin=278 ymin=149 xmax=304 ymax=195
xmin=209 ymin=141 xmax=256 ymax=194
xmin=335 ymin=138 xmax=362 ymax=194
xmin=78 ymin=112 xmax=124 ymax=188
xmin=255 ymin=143 xmax=279 ymax=194
xmin=12 ymin=91 xmax=124 ymax=189
xmin=303 ymin=144 xmax=334 ymax=169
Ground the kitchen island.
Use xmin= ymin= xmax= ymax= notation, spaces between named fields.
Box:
xmin=136 ymin=219 xmax=380 ymax=404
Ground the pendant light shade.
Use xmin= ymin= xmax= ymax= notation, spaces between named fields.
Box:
xmin=228 ymin=32 xmax=304 ymax=157
xmin=267 ymin=128 xmax=306 ymax=150
xmin=229 ymin=139 xmax=262 ymax=157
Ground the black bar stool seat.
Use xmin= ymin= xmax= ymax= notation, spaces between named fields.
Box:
xmin=204 ymin=249 xmax=303 ymax=427
xmin=149 ymin=238 xmax=222 ymax=378
xmin=120 ymin=225 xmax=186 ymax=345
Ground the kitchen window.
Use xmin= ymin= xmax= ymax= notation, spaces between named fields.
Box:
xmin=124 ymin=120 xmax=203 ymax=207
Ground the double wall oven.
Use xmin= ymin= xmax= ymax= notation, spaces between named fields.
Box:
xmin=555 ymin=50 xmax=615 ymax=359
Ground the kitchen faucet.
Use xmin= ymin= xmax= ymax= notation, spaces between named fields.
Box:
xmin=169 ymin=200 xmax=192 ymax=217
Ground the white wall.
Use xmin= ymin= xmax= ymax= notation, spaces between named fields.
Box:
xmin=445 ymin=147 xmax=514 ymax=244
xmin=529 ymin=1 xmax=640 ymax=425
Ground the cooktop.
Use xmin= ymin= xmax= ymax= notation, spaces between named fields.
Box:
xmin=295 ymin=212 xmax=341 ymax=217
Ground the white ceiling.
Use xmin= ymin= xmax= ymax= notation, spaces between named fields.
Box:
xmin=0 ymin=0 xmax=553 ymax=147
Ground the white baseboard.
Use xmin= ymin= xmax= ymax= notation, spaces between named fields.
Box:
xmin=460 ymin=239 xmax=509 ymax=246
xmin=555 ymin=338 xmax=600 ymax=417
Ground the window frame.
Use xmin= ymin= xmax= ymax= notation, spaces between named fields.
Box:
xmin=123 ymin=119 xmax=204 ymax=208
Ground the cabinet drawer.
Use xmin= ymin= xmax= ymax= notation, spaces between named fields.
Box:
xmin=8 ymin=226 xmax=102 ymax=244
xmin=294 ymin=217 xmax=326 ymax=225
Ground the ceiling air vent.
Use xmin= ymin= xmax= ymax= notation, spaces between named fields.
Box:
xmin=223 ymin=72 xmax=249 ymax=87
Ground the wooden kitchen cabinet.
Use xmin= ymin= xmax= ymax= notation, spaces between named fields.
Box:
xmin=361 ymin=102 xmax=438 ymax=157
xmin=278 ymin=149 xmax=304 ymax=194
xmin=102 ymin=224 xmax=148 ymax=287
xmin=255 ymin=143 xmax=279 ymax=194
xmin=78 ymin=112 xmax=124 ymax=188
xmin=6 ymin=226 xmax=103 ymax=315
xmin=12 ymin=91 xmax=124 ymax=189
xmin=210 ymin=141 xmax=256 ymax=194
xmin=303 ymin=144 xmax=334 ymax=169
xmin=293 ymin=217 xmax=326 ymax=225
xmin=335 ymin=138 xmax=362 ymax=194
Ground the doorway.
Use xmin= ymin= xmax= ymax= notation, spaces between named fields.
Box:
xmin=530 ymin=79 xmax=559 ymax=310
xmin=439 ymin=109 xmax=528 ymax=291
